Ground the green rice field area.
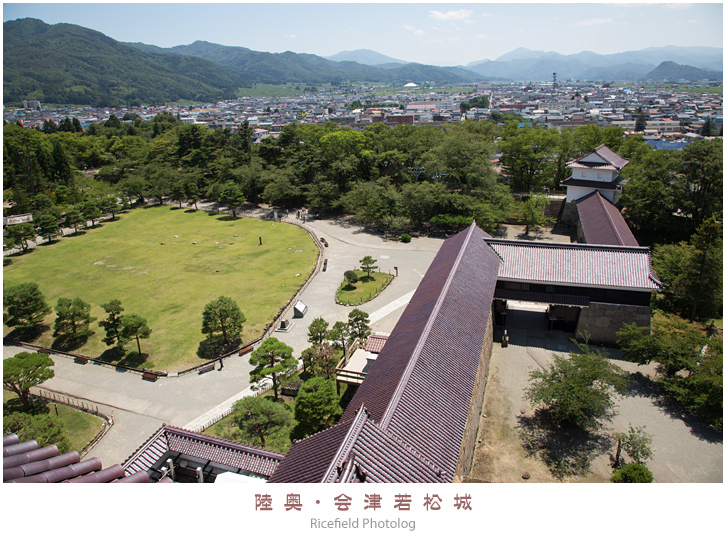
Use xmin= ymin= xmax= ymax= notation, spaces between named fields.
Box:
xmin=3 ymin=206 xmax=318 ymax=372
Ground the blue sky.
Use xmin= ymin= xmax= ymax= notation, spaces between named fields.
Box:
xmin=3 ymin=2 xmax=723 ymax=66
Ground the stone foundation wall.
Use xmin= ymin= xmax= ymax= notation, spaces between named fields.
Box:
xmin=559 ymin=201 xmax=580 ymax=229
xmin=455 ymin=310 xmax=495 ymax=481
xmin=575 ymin=302 xmax=651 ymax=346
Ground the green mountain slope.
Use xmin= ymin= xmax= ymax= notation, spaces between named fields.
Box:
xmin=168 ymin=40 xmax=478 ymax=85
xmin=3 ymin=18 xmax=244 ymax=106
xmin=644 ymin=61 xmax=722 ymax=82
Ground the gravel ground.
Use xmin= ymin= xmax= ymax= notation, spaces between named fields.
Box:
xmin=469 ymin=307 xmax=722 ymax=483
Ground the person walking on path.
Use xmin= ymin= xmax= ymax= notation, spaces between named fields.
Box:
xmin=218 ymin=354 xmax=224 ymax=370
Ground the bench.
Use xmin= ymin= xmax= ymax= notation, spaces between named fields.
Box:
xmin=39 ymin=348 xmax=52 ymax=355
xmin=238 ymin=346 xmax=253 ymax=356
xmin=198 ymin=364 xmax=215 ymax=375
xmin=74 ymin=356 xmax=89 ymax=365
xmin=142 ymin=371 xmax=159 ymax=382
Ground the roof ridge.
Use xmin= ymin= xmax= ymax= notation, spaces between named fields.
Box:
xmin=165 ymin=425 xmax=285 ymax=459
xmin=485 ymin=237 xmax=649 ymax=253
xmin=122 ymin=425 xmax=167 ymax=468
xmin=322 ymin=407 xmax=369 ymax=483
xmin=594 ymin=191 xmax=626 ymax=246
xmin=378 ymin=223 xmax=478 ymax=430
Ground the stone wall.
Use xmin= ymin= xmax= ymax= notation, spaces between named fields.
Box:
xmin=559 ymin=201 xmax=580 ymax=229
xmin=455 ymin=310 xmax=495 ymax=481
xmin=575 ymin=302 xmax=651 ymax=346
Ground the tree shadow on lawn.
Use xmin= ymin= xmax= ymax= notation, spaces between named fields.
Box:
xmin=197 ymin=335 xmax=242 ymax=359
xmin=627 ymin=372 xmax=722 ymax=444
xmin=216 ymin=214 xmax=238 ymax=222
xmin=3 ymin=394 xmax=51 ymax=416
xmin=5 ymin=325 xmax=50 ymax=344
xmin=51 ymin=332 xmax=92 ymax=352
xmin=518 ymin=408 xmax=614 ymax=479
xmin=118 ymin=352 xmax=149 ymax=369
xmin=98 ymin=347 xmax=149 ymax=368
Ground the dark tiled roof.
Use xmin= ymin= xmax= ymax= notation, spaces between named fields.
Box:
xmin=575 ymin=191 xmax=639 ymax=247
xmin=268 ymin=420 xmax=356 ymax=483
xmin=3 ymin=432 xmax=145 ymax=483
xmin=123 ymin=425 xmax=284 ymax=478
xmin=567 ymin=144 xmax=629 ymax=170
xmin=484 ymin=239 xmax=661 ymax=290
xmin=270 ymin=222 xmax=501 ymax=483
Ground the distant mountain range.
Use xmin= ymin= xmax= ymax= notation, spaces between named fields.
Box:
xmin=3 ymin=18 xmax=722 ymax=108
xmin=463 ymin=46 xmax=723 ymax=82
xmin=332 ymin=46 xmax=722 ymax=82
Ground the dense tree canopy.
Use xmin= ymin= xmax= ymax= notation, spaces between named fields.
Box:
xmin=3 ymin=352 xmax=55 ymax=411
xmin=525 ymin=341 xmax=628 ymax=430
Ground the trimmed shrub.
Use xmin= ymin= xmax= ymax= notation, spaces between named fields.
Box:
xmin=611 ymin=463 xmax=654 ymax=483
xmin=400 ymin=233 xmax=412 ymax=243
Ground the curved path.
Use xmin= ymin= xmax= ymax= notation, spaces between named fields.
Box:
xmin=4 ymin=214 xmax=444 ymax=466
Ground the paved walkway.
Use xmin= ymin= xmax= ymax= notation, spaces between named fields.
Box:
xmin=4 ymin=211 xmax=443 ymax=466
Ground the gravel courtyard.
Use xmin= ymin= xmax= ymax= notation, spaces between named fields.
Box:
xmin=468 ymin=306 xmax=723 ymax=483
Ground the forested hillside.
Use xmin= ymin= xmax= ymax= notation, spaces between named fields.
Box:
xmin=3 ymin=18 xmax=243 ymax=107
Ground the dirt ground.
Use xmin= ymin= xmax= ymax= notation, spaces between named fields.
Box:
xmin=467 ymin=340 xmax=608 ymax=483
xmin=465 ymin=307 xmax=723 ymax=484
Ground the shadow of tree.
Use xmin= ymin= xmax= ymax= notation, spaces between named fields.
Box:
xmin=197 ymin=335 xmax=241 ymax=359
xmin=184 ymin=209 xmax=198 ymax=213
xmin=118 ymin=352 xmax=149 ymax=368
xmin=51 ymin=332 xmax=92 ymax=352
xmin=627 ymin=372 xmax=723 ymax=443
xmin=216 ymin=215 xmax=238 ymax=222
xmin=5 ymin=325 xmax=50 ymax=343
xmin=518 ymin=408 xmax=614 ymax=479
xmin=3 ymin=394 xmax=51 ymax=416
xmin=99 ymin=346 xmax=126 ymax=363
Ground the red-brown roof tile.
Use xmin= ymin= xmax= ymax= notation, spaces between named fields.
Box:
xmin=575 ymin=191 xmax=639 ymax=247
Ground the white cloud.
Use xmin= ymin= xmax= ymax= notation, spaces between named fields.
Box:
xmin=688 ymin=19 xmax=698 ymax=24
xmin=573 ymin=17 xmax=613 ymax=27
xmin=480 ymin=12 xmax=494 ymax=18
xmin=429 ymin=9 xmax=474 ymax=22
xmin=475 ymin=34 xmax=487 ymax=39
xmin=283 ymin=34 xmax=296 ymax=39
xmin=664 ymin=3 xmax=693 ymax=10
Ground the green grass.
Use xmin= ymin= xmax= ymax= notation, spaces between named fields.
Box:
xmin=3 ymin=390 xmax=104 ymax=453
xmin=3 ymin=206 xmax=318 ymax=371
xmin=336 ymin=270 xmax=393 ymax=306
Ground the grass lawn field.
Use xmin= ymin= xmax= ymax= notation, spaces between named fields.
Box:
xmin=3 ymin=206 xmax=318 ymax=371
xmin=336 ymin=270 xmax=393 ymax=306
